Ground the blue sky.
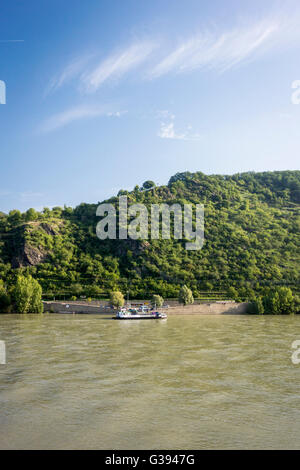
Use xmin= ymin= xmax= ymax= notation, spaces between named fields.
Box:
xmin=1 ymin=0 xmax=300 ymax=213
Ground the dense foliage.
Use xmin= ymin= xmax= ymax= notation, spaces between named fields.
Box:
xmin=249 ymin=287 xmax=299 ymax=315
xmin=0 ymin=170 xmax=299 ymax=310
xmin=0 ymin=275 xmax=43 ymax=313
xmin=0 ymin=280 xmax=11 ymax=312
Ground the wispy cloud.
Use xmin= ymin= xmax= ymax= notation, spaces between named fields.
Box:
xmin=40 ymin=7 xmax=300 ymax=135
xmin=45 ymin=8 xmax=300 ymax=99
xmin=46 ymin=54 xmax=94 ymax=95
xmin=82 ymin=41 xmax=156 ymax=92
xmin=45 ymin=7 xmax=300 ymax=99
xmin=149 ymin=13 xmax=300 ymax=78
xmin=40 ymin=104 xmax=124 ymax=133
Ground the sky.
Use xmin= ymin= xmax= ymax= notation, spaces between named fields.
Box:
xmin=0 ymin=0 xmax=300 ymax=213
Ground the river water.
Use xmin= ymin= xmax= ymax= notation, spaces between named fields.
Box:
xmin=0 ymin=314 xmax=299 ymax=449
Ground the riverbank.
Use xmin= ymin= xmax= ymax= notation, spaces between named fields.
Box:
xmin=43 ymin=301 xmax=250 ymax=315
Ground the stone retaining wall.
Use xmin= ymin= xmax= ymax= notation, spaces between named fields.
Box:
xmin=166 ymin=302 xmax=249 ymax=315
xmin=43 ymin=301 xmax=249 ymax=315
xmin=43 ymin=302 xmax=114 ymax=314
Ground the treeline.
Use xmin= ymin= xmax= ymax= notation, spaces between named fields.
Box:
xmin=248 ymin=287 xmax=300 ymax=315
xmin=1 ymin=281 xmax=298 ymax=314
xmin=0 ymin=170 xmax=299 ymax=304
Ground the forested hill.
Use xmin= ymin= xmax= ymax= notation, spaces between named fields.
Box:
xmin=0 ymin=170 xmax=299 ymax=300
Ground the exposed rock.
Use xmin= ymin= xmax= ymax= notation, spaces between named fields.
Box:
xmin=115 ymin=239 xmax=150 ymax=257
xmin=12 ymin=243 xmax=47 ymax=268
xmin=40 ymin=222 xmax=57 ymax=236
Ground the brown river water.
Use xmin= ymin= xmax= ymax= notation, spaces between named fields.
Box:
xmin=0 ymin=313 xmax=300 ymax=449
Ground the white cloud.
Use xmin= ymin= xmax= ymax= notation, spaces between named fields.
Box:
xmin=82 ymin=41 xmax=156 ymax=92
xmin=158 ymin=122 xmax=185 ymax=140
xmin=45 ymin=8 xmax=300 ymax=101
xmin=107 ymin=110 xmax=128 ymax=117
xmin=149 ymin=13 xmax=300 ymax=78
xmin=157 ymin=115 xmax=201 ymax=141
xmin=46 ymin=54 xmax=94 ymax=95
xmin=44 ymin=8 xmax=300 ymax=102
xmin=40 ymin=104 xmax=124 ymax=133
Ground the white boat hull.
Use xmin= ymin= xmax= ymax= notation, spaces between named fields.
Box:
xmin=113 ymin=312 xmax=167 ymax=320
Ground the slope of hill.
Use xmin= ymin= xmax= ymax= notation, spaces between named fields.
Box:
xmin=0 ymin=170 xmax=299 ymax=300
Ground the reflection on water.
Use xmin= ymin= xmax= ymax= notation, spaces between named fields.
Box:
xmin=0 ymin=314 xmax=300 ymax=449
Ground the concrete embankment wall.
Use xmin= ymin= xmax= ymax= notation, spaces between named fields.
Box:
xmin=43 ymin=302 xmax=114 ymax=314
xmin=43 ymin=301 xmax=250 ymax=315
xmin=167 ymin=302 xmax=249 ymax=315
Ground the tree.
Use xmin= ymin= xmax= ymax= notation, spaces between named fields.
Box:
xmin=87 ymin=285 xmax=102 ymax=297
xmin=25 ymin=208 xmax=37 ymax=221
xmin=73 ymin=283 xmax=83 ymax=296
xmin=142 ymin=181 xmax=156 ymax=190
xmin=0 ymin=280 xmax=11 ymax=313
xmin=260 ymin=287 xmax=295 ymax=315
xmin=250 ymin=297 xmax=264 ymax=314
xmin=277 ymin=287 xmax=294 ymax=314
xmin=263 ymin=290 xmax=281 ymax=315
xmin=228 ymin=286 xmax=239 ymax=302
xmin=110 ymin=291 xmax=124 ymax=308
xmin=30 ymin=279 xmax=44 ymax=313
xmin=13 ymin=275 xmax=43 ymax=313
xmin=179 ymin=285 xmax=194 ymax=306
xmin=151 ymin=294 xmax=164 ymax=308
xmin=43 ymin=207 xmax=51 ymax=217
xmin=8 ymin=209 xmax=22 ymax=224
xmin=117 ymin=189 xmax=129 ymax=197
xmin=294 ymin=295 xmax=300 ymax=314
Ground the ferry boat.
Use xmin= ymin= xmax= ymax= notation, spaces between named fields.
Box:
xmin=113 ymin=306 xmax=167 ymax=320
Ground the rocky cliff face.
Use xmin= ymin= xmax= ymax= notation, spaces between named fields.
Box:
xmin=4 ymin=222 xmax=58 ymax=268
xmin=12 ymin=243 xmax=47 ymax=268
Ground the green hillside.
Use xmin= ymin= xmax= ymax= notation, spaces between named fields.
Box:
xmin=0 ymin=170 xmax=299 ymax=301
